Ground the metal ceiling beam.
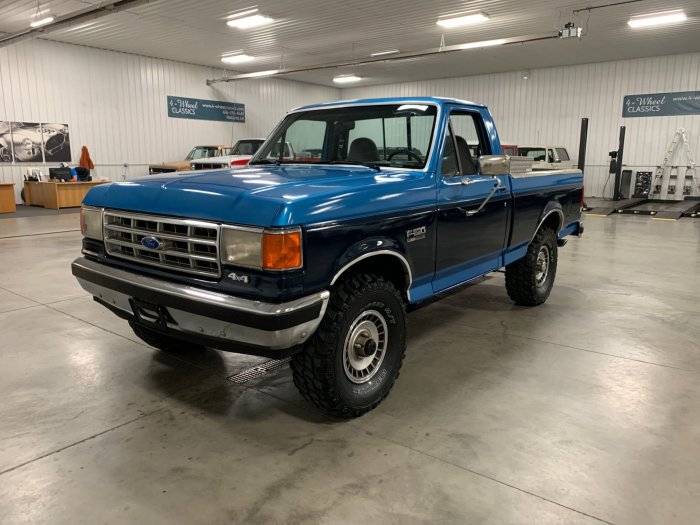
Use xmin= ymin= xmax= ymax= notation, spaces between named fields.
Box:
xmin=206 ymin=32 xmax=561 ymax=85
xmin=0 ymin=0 xmax=153 ymax=48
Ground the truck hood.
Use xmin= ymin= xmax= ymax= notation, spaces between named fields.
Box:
xmin=83 ymin=164 xmax=435 ymax=227
xmin=148 ymin=161 xmax=189 ymax=171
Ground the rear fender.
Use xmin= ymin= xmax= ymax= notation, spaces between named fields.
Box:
xmin=534 ymin=203 xmax=564 ymax=239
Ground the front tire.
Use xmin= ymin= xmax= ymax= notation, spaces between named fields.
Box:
xmin=505 ymin=227 xmax=558 ymax=306
xmin=290 ymin=273 xmax=407 ymax=418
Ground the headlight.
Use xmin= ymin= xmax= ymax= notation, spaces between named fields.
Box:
xmin=220 ymin=227 xmax=302 ymax=271
xmin=190 ymin=163 xmax=196 ymax=170
xmin=80 ymin=206 xmax=103 ymax=240
xmin=220 ymin=227 xmax=263 ymax=269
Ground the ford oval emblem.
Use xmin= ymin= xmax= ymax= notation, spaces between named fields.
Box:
xmin=141 ymin=236 xmax=163 ymax=250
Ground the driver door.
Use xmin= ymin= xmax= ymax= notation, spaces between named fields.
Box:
xmin=433 ymin=110 xmax=510 ymax=293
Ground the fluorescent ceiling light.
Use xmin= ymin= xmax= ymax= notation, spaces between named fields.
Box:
xmin=333 ymin=75 xmax=362 ymax=84
xmin=227 ymin=8 xmax=259 ymax=19
xmin=227 ymin=14 xmax=274 ymax=29
xmin=628 ymin=10 xmax=687 ymax=28
xmin=221 ymin=54 xmax=255 ymax=64
xmin=459 ymin=38 xmax=506 ymax=50
xmin=30 ymin=15 xmax=54 ymax=28
xmin=370 ymin=49 xmax=400 ymax=57
xmin=240 ymin=69 xmax=279 ymax=78
xmin=437 ymin=13 xmax=489 ymax=28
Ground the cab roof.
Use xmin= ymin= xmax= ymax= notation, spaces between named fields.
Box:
xmin=293 ymin=96 xmax=486 ymax=112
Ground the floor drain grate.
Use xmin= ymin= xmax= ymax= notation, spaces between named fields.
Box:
xmin=226 ymin=357 xmax=291 ymax=384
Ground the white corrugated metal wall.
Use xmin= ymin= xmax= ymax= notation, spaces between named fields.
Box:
xmin=0 ymin=39 xmax=339 ymax=202
xmin=2 ymin=38 xmax=698 ymax=201
xmin=341 ymin=52 xmax=700 ymax=197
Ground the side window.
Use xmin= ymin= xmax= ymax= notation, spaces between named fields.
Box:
xmin=441 ymin=126 xmax=457 ymax=177
xmin=556 ymin=148 xmax=570 ymax=161
xmin=447 ymin=112 xmax=484 ymax=176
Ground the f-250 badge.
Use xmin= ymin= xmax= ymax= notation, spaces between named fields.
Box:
xmin=406 ymin=226 xmax=426 ymax=243
xmin=227 ymin=272 xmax=250 ymax=284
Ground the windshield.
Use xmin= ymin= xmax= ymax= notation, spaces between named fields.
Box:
xmin=251 ymin=104 xmax=438 ymax=169
xmin=519 ymin=147 xmax=547 ymax=162
xmin=186 ymin=146 xmax=220 ymax=160
xmin=232 ymin=140 xmax=265 ymax=156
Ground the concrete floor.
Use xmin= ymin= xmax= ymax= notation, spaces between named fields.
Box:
xmin=0 ymin=212 xmax=699 ymax=525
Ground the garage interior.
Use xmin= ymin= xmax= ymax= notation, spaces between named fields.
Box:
xmin=1 ymin=1 xmax=700 ymax=524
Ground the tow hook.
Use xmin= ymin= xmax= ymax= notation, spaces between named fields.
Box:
xmin=557 ymin=239 xmax=568 ymax=247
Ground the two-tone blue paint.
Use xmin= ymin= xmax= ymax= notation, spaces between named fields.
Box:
xmin=82 ymin=97 xmax=583 ymax=306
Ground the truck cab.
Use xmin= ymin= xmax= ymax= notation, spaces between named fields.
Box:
xmin=519 ymin=145 xmax=576 ymax=170
xmin=73 ymin=97 xmax=583 ymax=418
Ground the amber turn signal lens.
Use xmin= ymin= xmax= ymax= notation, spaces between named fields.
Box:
xmin=262 ymin=231 xmax=302 ymax=270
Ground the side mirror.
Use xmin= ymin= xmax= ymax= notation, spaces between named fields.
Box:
xmin=478 ymin=155 xmax=510 ymax=176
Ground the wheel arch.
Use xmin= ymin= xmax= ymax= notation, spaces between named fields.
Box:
xmin=533 ymin=206 xmax=564 ymax=240
xmin=330 ymin=248 xmax=413 ymax=302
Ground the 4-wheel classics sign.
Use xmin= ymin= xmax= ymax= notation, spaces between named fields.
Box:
xmin=623 ymin=91 xmax=700 ymax=118
xmin=167 ymin=96 xmax=245 ymax=123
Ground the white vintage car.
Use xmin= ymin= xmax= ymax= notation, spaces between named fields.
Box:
xmin=189 ymin=138 xmax=266 ymax=170
xmin=518 ymin=145 xmax=576 ymax=170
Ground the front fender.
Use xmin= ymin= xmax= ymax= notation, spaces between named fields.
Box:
xmin=330 ymin=238 xmax=411 ymax=286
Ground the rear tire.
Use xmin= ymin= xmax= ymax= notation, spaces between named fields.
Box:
xmin=290 ymin=273 xmax=407 ymax=419
xmin=129 ymin=321 xmax=205 ymax=354
xmin=505 ymin=227 xmax=558 ymax=306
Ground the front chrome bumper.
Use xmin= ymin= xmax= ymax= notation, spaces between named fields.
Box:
xmin=71 ymin=257 xmax=329 ymax=352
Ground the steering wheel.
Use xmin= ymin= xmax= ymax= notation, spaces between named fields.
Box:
xmin=386 ymin=149 xmax=423 ymax=163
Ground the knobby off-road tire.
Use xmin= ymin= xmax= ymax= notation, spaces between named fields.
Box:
xmin=129 ymin=321 xmax=205 ymax=354
xmin=505 ymin=227 xmax=558 ymax=306
xmin=290 ymin=273 xmax=407 ymax=419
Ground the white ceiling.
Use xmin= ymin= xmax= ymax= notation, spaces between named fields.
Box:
xmin=1 ymin=0 xmax=700 ymax=87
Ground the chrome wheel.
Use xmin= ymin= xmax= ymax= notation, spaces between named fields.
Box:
xmin=343 ymin=309 xmax=388 ymax=384
xmin=535 ymin=245 xmax=550 ymax=287
xmin=0 ymin=146 xmax=11 ymax=162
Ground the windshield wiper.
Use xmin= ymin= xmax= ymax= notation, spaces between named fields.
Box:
xmin=327 ymin=160 xmax=386 ymax=171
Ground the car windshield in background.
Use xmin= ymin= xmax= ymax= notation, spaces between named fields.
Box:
xmin=232 ymin=140 xmax=265 ymax=155
xmin=186 ymin=146 xmax=220 ymax=160
xmin=251 ymin=104 xmax=438 ymax=169
xmin=520 ymin=148 xmax=547 ymax=162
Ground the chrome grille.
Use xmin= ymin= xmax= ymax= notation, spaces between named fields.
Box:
xmin=192 ymin=163 xmax=226 ymax=170
xmin=103 ymin=211 xmax=221 ymax=278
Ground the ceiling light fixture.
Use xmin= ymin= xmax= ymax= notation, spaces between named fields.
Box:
xmin=30 ymin=1 xmax=53 ymax=28
xmin=459 ymin=38 xmax=506 ymax=50
xmin=227 ymin=9 xmax=274 ymax=30
xmin=437 ymin=12 xmax=489 ymax=28
xmin=221 ymin=53 xmax=255 ymax=64
xmin=30 ymin=16 xmax=54 ymax=28
xmin=239 ymin=69 xmax=279 ymax=78
xmin=227 ymin=8 xmax=259 ymax=19
xmin=370 ymin=49 xmax=400 ymax=57
xmin=628 ymin=10 xmax=687 ymax=28
xmin=333 ymin=74 xmax=362 ymax=84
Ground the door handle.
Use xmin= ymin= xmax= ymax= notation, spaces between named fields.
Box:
xmin=464 ymin=179 xmax=507 ymax=216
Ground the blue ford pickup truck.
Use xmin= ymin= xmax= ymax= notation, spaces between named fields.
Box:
xmin=72 ymin=97 xmax=583 ymax=418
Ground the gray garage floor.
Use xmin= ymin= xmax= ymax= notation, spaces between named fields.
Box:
xmin=1 ymin=213 xmax=699 ymax=525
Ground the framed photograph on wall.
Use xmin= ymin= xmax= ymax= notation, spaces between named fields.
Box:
xmin=41 ymin=123 xmax=71 ymax=162
xmin=0 ymin=121 xmax=13 ymax=162
xmin=9 ymin=122 xmax=44 ymax=162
